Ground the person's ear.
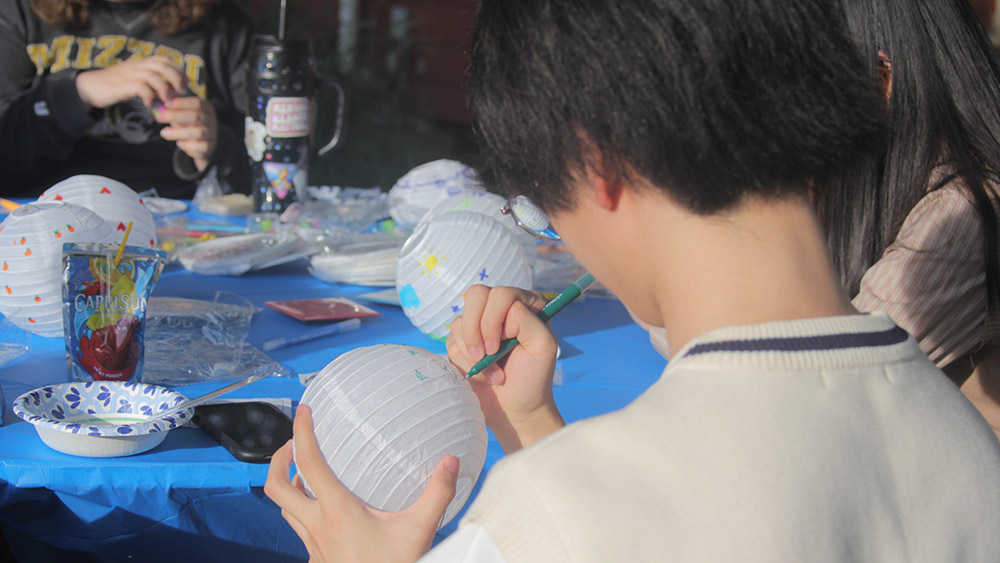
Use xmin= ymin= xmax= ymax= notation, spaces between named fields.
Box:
xmin=592 ymin=170 xmax=624 ymax=211
xmin=577 ymin=129 xmax=624 ymax=211
xmin=878 ymin=50 xmax=892 ymax=101
xmin=582 ymin=142 xmax=624 ymax=211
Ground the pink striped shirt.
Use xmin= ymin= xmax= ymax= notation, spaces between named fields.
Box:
xmin=853 ymin=181 xmax=991 ymax=369
xmin=853 ymin=179 xmax=1000 ymax=438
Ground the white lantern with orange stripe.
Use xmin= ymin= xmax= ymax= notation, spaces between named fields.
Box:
xmin=0 ymin=202 xmax=113 ymax=336
xmin=38 ymin=175 xmax=157 ymax=250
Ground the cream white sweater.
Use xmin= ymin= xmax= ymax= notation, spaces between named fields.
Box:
xmin=427 ymin=313 xmax=1000 ymax=562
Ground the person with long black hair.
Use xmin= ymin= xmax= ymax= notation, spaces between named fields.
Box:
xmin=822 ymin=0 xmax=1000 ymax=439
xmin=0 ymin=0 xmax=253 ymax=197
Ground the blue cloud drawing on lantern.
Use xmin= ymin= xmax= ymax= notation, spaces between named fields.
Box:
xmin=399 ymin=284 xmax=420 ymax=309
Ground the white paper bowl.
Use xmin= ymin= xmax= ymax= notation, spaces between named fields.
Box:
xmin=298 ymin=344 xmax=488 ymax=527
xmin=396 ymin=211 xmax=532 ymax=339
xmin=13 ymin=381 xmax=192 ymax=457
xmin=387 ymin=160 xmax=485 ymax=228
xmin=38 ymin=175 xmax=157 ymax=249
xmin=0 ymin=202 xmax=113 ymax=336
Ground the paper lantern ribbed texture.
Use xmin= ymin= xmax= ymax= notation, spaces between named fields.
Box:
xmin=38 ymin=175 xmax=158 ymax=249
xmin=298 ymin=344 xmax=488 ymax=527
xmin=418 ymin=190 xmax=538 ymax=264
xmin=0 ymin=202 xmax=113 ymax=336
xmin=387 ymin=160 xmax=485 ymax=229
xmin=396 ymin=211 xmax=533 ymax=339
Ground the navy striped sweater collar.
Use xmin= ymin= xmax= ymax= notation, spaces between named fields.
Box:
xmin=669 ymin=313 xmax=920 ymax=371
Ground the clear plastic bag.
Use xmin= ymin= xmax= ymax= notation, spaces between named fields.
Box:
xmin=0 ymin=313 xmax=30 ymax=368
xmin=175 ymin=231 xmax=312 ymax=275
xmin=0 ymin=313 xmax=29 ymax=424
xmin=282 ymin=187 xmax=389 ymax=240
xmin=141 ymin=292 xmax=293 ymax=385
xmin=532 ymin=246 xmax=616 ymax=299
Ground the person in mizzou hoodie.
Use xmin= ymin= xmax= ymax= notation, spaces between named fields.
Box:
xmin=0 ymin=0 xmax=254 ymax=198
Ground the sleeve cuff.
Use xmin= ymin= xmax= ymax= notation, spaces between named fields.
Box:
xmin=44 ymin=71 xmax=95 ymax=135
xmin=172 ymin=148 xmax=205 ymax=180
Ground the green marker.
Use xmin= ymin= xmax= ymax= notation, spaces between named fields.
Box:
xmin=465 ymin=272 xmax=597 ymax=378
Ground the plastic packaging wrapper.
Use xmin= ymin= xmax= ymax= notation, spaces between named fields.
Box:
xmin=298 ymin=344 xmax=487 ymax=527
xmin=138 ymin=188 xmax=189 ymax=216
xmin=176 ymin=231 xmax=313 ymax=275
xmin=191 ymin=168 xmax=253 ymax=216
xmin=141 ymin=293 xmax=292 ymax=386
xmin=0 ymin=311 xmax=32 ymax=425
xmin=155 ymin=215 xmax=246 ymax=262
xmin=532 ymin=246 xmax=587 ymax=294
xmin=286 ymin=187 xmax=388 ymax=240
xmin=309 ymin=232 xmax=406 ymax=287
xmin=197 ymin=194 xmax=255 ymax=217
xmin=0 ymin=313 xmax=29 ymax=369
xmin=532 ymin=246 xmax=616 ymax=299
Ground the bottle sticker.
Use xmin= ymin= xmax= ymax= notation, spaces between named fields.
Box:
xmin=262 ymin=162 xmax=299 ymax=199
xmin=266 ymin=97 xmax=311 ymax=138
xmin=245 ymin=117 xmax=267 ymax=161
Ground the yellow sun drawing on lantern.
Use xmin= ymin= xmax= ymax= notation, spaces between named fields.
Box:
xmin=419 ymin=249 xmax=446 ymax=277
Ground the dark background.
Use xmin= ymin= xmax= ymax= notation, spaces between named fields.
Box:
xmin=234 ymin=0 xmax=1000 ymax=192
xmin=238 ymin=0 xmax=481 ymax=190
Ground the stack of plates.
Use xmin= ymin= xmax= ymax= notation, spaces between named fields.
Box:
xmin=309 ymin=235 xmax=405 ymax=287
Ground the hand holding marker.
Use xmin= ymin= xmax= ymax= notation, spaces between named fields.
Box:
xmin=465 ymin=272 xmax=596 ymax=377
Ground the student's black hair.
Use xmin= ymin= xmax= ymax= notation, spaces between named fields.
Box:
xmin=822 ymin=0 xmax=1000 ymax=312
xmin=468 ymin=0 xmax=885 ymax=217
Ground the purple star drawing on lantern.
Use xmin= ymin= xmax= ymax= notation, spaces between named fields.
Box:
xmin=479 ymin=268 xmax=489 ymax=281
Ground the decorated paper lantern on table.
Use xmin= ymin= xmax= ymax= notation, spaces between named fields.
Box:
xmin=297 ymin=343 xmax=488 ymax=527
xmin=418 ymin=190 xmax=538 ymax=264
xmin=396 ymin=211 xmax=533 ymax=340
xmin=0 ymin=202 xmax=113 ymax=336
xmin=387 ymin=160 xmax=485 ymax=229
xmin=38 ymin=175 xmax=158 ymax=250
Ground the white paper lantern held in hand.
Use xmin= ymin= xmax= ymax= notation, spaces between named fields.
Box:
xmin=298 ymin=344 xmax=488 ymax=527
xmin=0 ymin=202 xmax=113 ymax=336
xmin=418 ymin=190 xmax=538 ymax=264
xmin=387 ymin=160 xmax=485 ymax=229
xmin=38 ymin=175 xmax=157 ymax=249
xmin=397 ymin=211 xmax=533 ymax=340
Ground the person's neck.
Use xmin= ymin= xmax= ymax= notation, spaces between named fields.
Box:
xmin=646 ymin=193 xmax=855 ymax=357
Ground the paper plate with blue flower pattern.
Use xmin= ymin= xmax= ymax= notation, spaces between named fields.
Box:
xmin=13 ymin=381 xmax=191 ymax=457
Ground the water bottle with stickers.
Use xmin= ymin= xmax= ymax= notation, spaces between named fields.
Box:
xmin=244 ymin=35 xmax=346 ymax=213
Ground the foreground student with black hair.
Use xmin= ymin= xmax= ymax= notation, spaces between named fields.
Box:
xmin=265 ymin=0 xmax=1000 ymax=561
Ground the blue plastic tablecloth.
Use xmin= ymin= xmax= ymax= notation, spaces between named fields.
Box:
xmin=0 ymin=237 xmax=666 ymax=562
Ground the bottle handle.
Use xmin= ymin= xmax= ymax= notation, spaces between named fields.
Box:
xmin=317 ymin=78 xmax=347 ymax=156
